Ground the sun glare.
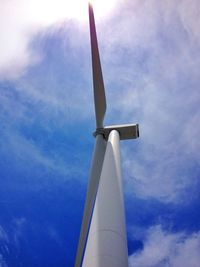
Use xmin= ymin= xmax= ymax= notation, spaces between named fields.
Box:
xmin=90 ymin=0 xmax=118 ymax=19
xmin=30 ymin=0 xmax=118 ymax=25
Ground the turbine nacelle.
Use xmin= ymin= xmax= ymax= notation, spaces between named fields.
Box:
xmin=93 ymin=124 xmax=139 ymax=140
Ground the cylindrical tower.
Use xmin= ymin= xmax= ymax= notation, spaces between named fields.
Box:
xmin=82 ymin=130 xmax=128 ymax=267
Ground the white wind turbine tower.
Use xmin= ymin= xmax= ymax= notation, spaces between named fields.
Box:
xmin=74 ymin=2 xmax=139 ymax=267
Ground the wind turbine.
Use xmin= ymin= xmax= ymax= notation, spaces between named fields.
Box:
xmin=74 ymin=2 xmax=139 ymax=267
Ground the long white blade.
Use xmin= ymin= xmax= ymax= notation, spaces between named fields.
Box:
xmin=74 ymin=135 xmax=106 ymax=267
xmin=82 ymin=130 xmax=128 ymax=267
xmin=89 ymin=3 xmax=107 ymax=129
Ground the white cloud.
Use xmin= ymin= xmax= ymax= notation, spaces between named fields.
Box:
xmin=0 ymin=0 xmax=89 ymax=79
xmin=0 ymin=0 xmax=41 ymax=79
xmin=0 ymin=0 xmax=120 ymax=80
xmin=1 ymin=0 xmax=200 ymax=203
xmin=95 ymin=0 xmax=200 ymax=203
xmin=129 ymin=225 xmax=200 ymax=267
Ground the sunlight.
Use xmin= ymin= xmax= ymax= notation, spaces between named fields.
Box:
xmin=29 ymin=0 xmax=118 ymax=26
xmin=91 ymin=0 xmax=118 ymax=18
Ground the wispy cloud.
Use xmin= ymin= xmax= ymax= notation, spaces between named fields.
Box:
xmin=0 ymin=226 xmax=8 ymax=243
xmin=0 ymin=1 xmax=200 ymax=266
xmin=0 ymin=0 xmax=91 ymax=80
xmin=0 ymin=0 xmax=40 ymax=79
xmin=1 ymin=0 xmax=200 ymax=202
xmin=94 ymin=0 xmax=200 ymax=203
xmin=0 ymin=225 xmax=9 ymax=267
xmin=0 ymin=255 xmax=7 ymax=267
xmin=129 ymin=225 xmax=200 ymax=267
xmin=11 ymin=218 xmax=27 ymax=249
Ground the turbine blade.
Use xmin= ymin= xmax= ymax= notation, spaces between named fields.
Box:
xmin=74 ymin=135 xmax=106 ymax=267
xmin=89 ymin=3 xmax=107 ymax=129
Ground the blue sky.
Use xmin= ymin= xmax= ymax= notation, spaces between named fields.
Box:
xmin=0 ymin=0 xmax=200 ymax=266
